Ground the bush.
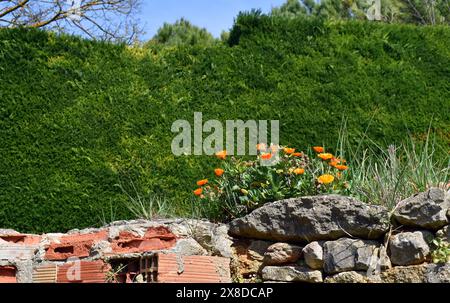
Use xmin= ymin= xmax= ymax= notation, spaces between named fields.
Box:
xmin=1 ymin=14 xmax=449 ymax=232
xmin=193 ymin=129 xmax=450 ymax=221
xmin=193 ymin=145 xmax=351 ymax=221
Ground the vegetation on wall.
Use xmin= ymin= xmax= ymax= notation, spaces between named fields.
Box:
xmin=0 ymin=14 xmax=449 ymax=233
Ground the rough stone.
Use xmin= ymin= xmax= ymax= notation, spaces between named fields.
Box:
xmin=261 ymin=265 xmax=323 ymax=283
xmin=389 ymin=231 xmax=432 ymax=266
xmin=378 ymin=245 xmax=392 ymax=270
xmin=436 ymin=225 xmax=449 ymax=243
xmin=302 ymin=241 xmax=324 ymax=270
xmin=171 ymin=220 xmax=234 ymax=258
xmin=90 ymin=240 xmax=112 ymax=258
xmin=425 ymin=263 xmax=450 ymax=283
xmin=374 ymin=263 xmax=450 ymax=283
xmin=172 ymin=238 xmax=208 ymax=256
xmin=263 ymin=243 xmax=302 ymax=265
xmin=379 ymin=265 xmax=419 ymax=283
xmin=229 ymin=195 xmax=390 ymax=242
xmin=393 ymin=188 xmax=450 ymax=230
xmin=324 ymin=271 xmax=371 ymax=283
xmin=323 ymin=238 xmax=380 ymax=274
xmin=232 ymin=240 xmax=272 ymax=279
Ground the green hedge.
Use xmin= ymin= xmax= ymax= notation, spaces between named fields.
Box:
xmin=1 ymin=15 xmax=449 ymax=233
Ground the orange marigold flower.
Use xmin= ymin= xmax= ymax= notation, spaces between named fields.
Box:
xmin=329 ymin=159 xmax=339 ymax=167
xmin=317 ymin=174 xmax=334 ymax=184
xmin=197 ymin=179 xmax=208 ymax=186
xmin=313 ymin=146 xmax=324 ymax=153
xmin=293 ymin=168 xmax=305 ymax=175
xmin=193 ymin=188 xmax=203 ymax=196
xmin=270 ymin=145 xmax=280 ymax=153
xmin=256 ymin=143 xmax=267 ymax=151
xmin=214 ymin=168 xmax=224 ymax=177
xmin=261 ymin=152 xmax=272 ymax=160
xmin=283 ymin=147 xmax=295 ymax=154
xmin=318 ymin=153 xmax=334 ymax=160
xmin=215 ymin=150 xmax=227 ymax=160
xmin=335 ymin=164 xmax=349 ymax=171
xmin=292 ymin=152 xmax=303 ymax=157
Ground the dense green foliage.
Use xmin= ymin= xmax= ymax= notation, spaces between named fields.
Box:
xmin=146 ymin=18 xmax=217 ymax=47
xmin=1 ymin=15 xmax=449 ymax=233
xmin=272 ymin=0 xmax=450 ymax=25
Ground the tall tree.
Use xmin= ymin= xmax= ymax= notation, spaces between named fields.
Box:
xmin=271 ymin=0 xmax=317 ymax=18
xmin=147 ymin=18 xmax=216 ymax=47
xmin=399 ymin=0 xmax=449 ymax=25
xmin=0 ymin=0 xmax=142 ymax=43
xmin=271 ymin=0 xmax=449 ymax=25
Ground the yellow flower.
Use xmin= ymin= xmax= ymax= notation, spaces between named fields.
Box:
xmin=318 ymin=153 xmax=334 ymax=160
xmin=197 ymin=179 xmax=208 ymax=186
xmin=318 ymin=174 xmax=334 ymax=184
xmin=240 ymin=189 xmax=249 ymax=195
xmin=293 ymin=168 xmax=305 ymax=175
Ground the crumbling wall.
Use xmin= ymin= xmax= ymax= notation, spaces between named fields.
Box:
xmin=0 ymin=188 xmax=449 ymax=283
xmin=0 ymin=219 xmax=232 ymax=283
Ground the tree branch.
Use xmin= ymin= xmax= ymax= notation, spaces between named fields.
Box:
xmin=0 ymin=0 xmax=30 ymax=18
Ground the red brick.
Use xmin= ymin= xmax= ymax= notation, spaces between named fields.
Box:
xmin=0 ymin=266 xmax=17 ymax=283
xmin=0 ymin=234 xmax=41 ymax=245
xmin=57 ymin=260 xmax=110 ymax=283
xmin=45 ymin=230 xmax=108 ymax=261
xmin=158 ymin=254 xmax=231 ymax=283
xmin=110 ymin=226 xmax=177 ymax=254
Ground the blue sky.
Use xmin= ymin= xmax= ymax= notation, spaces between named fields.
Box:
xmin=138 ymin=0 xmax=286 ymax=40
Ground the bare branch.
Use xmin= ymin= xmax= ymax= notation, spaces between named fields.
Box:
xmin=0 ymin=0 xmax=142 ymax=43
xmin=0 ymin=0 xmax=29 ymax=18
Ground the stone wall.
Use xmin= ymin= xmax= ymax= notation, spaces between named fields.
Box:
xmin=230 ymin=188 xmax=450 ymax=283
xmin=0 ymin=188 xmax=448 ymax=283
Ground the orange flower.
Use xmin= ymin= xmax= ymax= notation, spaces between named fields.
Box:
xmin=215 ymin=150 xmax=227 ymax=160
xmin=330 ymin=157 xmax=346 ymax=167
xmin=317 ymin=174 xmax=334 ymax=184
xmin=318 ymin=153 xmax=334 ymax=160
xmin=292 ymin=152 xmax=303 ymax=157
xmin=283 ymin=147 xmax=295 ymax=154
xmin=329 ymin=159 xmax=339 ymax=167
xmin=293 ymin=168 xmax=305 ymax=175
xmin=193 ymin=188 xmax=203 ymax=196
xmin=256 ymin=143 xmax=267 ymax=151
xmin=261 ymin=152 xmax=272 ymax=160
xmin=337 ymin=172 xmax=342 ymax=178
xmin=313 ymin=146 xmax=324 ymax=153
xmin=270 ymin=145 xmax=280 ymax=153
xmin=214 ymin=168 xmax=224 ymax=177
xmin=335 ymin=164 xmax=349 ymax=171
xmin=197 ymin=179 xmax=208 ymax=186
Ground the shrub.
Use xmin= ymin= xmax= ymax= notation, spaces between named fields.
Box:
xmin=336 ymin=121 xmax=450 ymax=209
xmin=193 ymin=125 xmax=450 ymax=220
xmin=1 ymin=15 xmax=450 ymax=232
xmin=193 ymin=144 xmax=351 ymax=221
